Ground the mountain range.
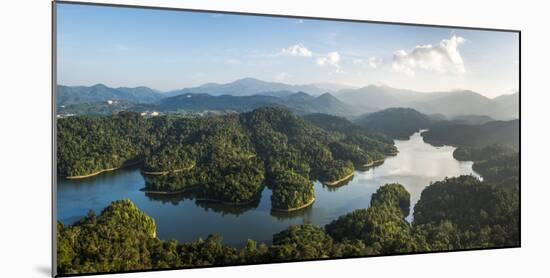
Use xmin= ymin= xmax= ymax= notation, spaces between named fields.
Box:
xmin=56 ymin=78 xmax=519 ymax=120
xmin=158 ymin=91 xmax=359 ymax=117
xmin=57 ymin=84 xmax=163 ymax=106
xmin=164 ymin=78 xmax=336 ymax=97
xmin=334 ymin=85 xmax=519 ymax=119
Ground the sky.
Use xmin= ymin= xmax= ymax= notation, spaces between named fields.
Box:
xmin=56 ymin=3 xmax=519 ymax=98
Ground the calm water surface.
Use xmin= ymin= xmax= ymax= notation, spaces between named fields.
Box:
xmin=57 ymin=131 xmax=480 ymax=247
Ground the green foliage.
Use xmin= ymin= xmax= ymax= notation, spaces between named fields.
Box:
xmin=271 ymin=170 xmax=315 ymax=210
xmin=271 ymin=223 xmax=333 ymax=260
xmin=57 ymin=112 xmax=153 ymax=177
xmin=56 ymin=200 xmax=159 ymax=274
xmin=59 ymin=107 xmax=395 ymax=209
xmin=58 ymin=174 xmax=520 ymax=276
xmin=304 ymin=113 xmax=397 ymax=155
xmin=329 ymin=141 xmax=371 ymax=165
xmin=354 ymin=108 xmax=432 ymax=140
xmin=325 ymin=183 xmax=421 ymax=255
xmin=320 ymin=159 xmax=354 ymax=182
xmin=413 ymin=176 xmax=519 ymax=250
xmin=453 ymin=145 xmax=519 ymax=192
xmin=178 ymin=235 xmax=239 ymax=266
xmin=421 ymin=119 xmax=519 ymax=149
xmin=370 ymin=183 xmax=411 ymax=217
xmin=57 ymin=108 xmax=519 ymax=275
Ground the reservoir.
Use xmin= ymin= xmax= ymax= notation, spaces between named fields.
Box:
xmin=57 ymin=131 xmax=480 ymax=247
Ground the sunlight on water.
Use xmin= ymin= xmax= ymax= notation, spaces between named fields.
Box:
xmin=57 ymin=131 xmax=480 ymax=246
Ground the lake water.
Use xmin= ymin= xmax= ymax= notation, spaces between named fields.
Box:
xmin=57 ymin=131 xmax=480 ymax=247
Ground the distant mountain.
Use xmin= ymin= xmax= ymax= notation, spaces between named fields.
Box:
xmin=159 ymin=91 xmax=359 ymax=117
xmin=115 ymin=86 xmax=162 ymax=102
xmin=303 ymin=113 xmax=394 ymax=144
xmin=308 ymin=82 xmax=358 ymax=92
xmin=57 ymin=84 xmax=163 ymax=106
xmin=334 ymin=85 xmax=518 ymax=120
xmin=354 ymin=108 xmax=432 ymax=140
xmin=159 ymin=93 xmax=284 ymax=112
xmin=335 ymin=85 xmax=424 ymax=110
xmin=410 ymin=90 xmax=502 ymax=119
xmin=422 ymin=119 xmax=519 ymax=149
xmin=493 ymin=93 xmax=519 ymax=119
xmin=165 ymin=78 xmax=328 ymax=97
xmin=57 ymin=80 xmax=519 ymax=121
xmin=450 ymin=114 xmax=494 ymax=125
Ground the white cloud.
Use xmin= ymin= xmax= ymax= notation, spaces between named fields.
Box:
xmin=392 ymin=35 xmax=466 ymax=76
xmin=281 ymin=43 xmax=313 ymax=57
xmin=275 ymin=72 xmax=290 ymax=81
xmin=316 ymin=52 xmax=341 ymax=71
xmin=353 ymin=57 xmax=381 ymax=69
xmin=295 ymin=19 xmax=304 ymax=24
xmin=367 ymin=57 xmax=380 ymax=69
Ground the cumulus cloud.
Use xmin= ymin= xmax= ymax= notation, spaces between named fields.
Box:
xmin=353 ymin=57 xmax=381 ymax=69
xmin=316 ymin=52 xmax=341 ymax=71
xmin=281 ymin=43 xmax=313 ymax=57
xmin=392 ymin=35 xmax=466 ymax=76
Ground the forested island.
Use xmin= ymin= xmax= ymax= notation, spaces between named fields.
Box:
xmin=57 ymin=178 xmax=519 ymax=275
xmin=421 ymin=120 xmax=519 ymax=193
xmin=57 ymin=108 xmax=396 ymax=210
xmin=56 ymin=100 xmax=519 ymax=276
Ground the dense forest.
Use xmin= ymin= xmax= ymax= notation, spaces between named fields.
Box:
xmin=58 ymin=178 xmax=519 ymax=275
xmin=354 ymin=108 xmax=432 ymax=140
xmin=420 ymin=118 xmax=519 ymax=193
xmin=421 ymin=119 xmax=519 ymax=149
xmin=453 ymin=145 xmax=519 ymax=192
xmin=58 ymin=108 xmax=396 ymax=209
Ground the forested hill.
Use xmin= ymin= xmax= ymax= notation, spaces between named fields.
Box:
xmin=57 ymin=108 xmax=396 ymax=209
xmin=157 ymin=91 xmax=358 ymax=117
xmin=421 ymin=119 xmax=519 ymax=192
xmin=57 ymin=84 xmax=163 ymax=106
xmin=57 ymin=177 xmax=519 ymax=275
xmin=421 ymin=119 xmax=519 ymax=149
xmin=354 ymin=108 xmax=432 ymax=140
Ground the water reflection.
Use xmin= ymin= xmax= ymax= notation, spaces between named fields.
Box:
xmin=321 ymin=176 xmax=355 ymax=192
xmin=57 ymin=131 xmax=480 ymax=247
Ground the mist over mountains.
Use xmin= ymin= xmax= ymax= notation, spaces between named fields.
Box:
xmin=56 ymin=77 xmax=519 ymax=120
xmin=164 ymin=78 xmax=335 ymax=98
xmin=334 ymin=85 xmax=518 ymax=119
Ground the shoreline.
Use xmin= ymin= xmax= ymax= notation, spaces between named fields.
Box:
xmin=140 ymin=185 xmax=201 ymax=195
xmin=362 ymin=159 xmax=386 ymax=168
xmin=64 ymin=160 xmax=142 ymax=180
xmin=65 ymin=167 xmax=120 ymax=180
xmin=142 ymin=163 xmax=195 ymax=176
xmin=323 ymin=172 xmax=355 ymax=186
xmin=272 ymin=197 xmax=315 ymax=212
xmin=195 ymin=194 xmax=262 ymax=206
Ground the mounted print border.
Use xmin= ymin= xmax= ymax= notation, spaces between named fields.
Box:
xmin=52 ymin=1 xmax=521 ymax=276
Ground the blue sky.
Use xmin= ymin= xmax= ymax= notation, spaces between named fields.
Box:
xmin=56 ymin=3 xmax=519 ymax=97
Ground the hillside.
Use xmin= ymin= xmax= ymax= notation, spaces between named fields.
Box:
xmin=165 ymin=77 xmax=328 ymax=97
xmin=57 ymin=108 xmax=395 ymax=208
xmin=421 ymin=119 xmax=519 ymax=149
xmin=159 ymin=91 xmax=359 ymax=117
xmin=450 ymin=114 xmax=494 ymax=125
xmin=334 ymin=85 xmax=518 ymax=120
xmin=57 ymin=84 xmax=163 ymax=106
xmin=493 ymin=92 xmax=520 ymax=119
xmin=57 ymin=81 xmax=519 ymax=121
xmin=354 ymin=108 xmax=432 ymax=140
